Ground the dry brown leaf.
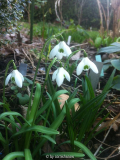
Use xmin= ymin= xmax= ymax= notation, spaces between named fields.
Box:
xmin=58 ymin=94 xmax=80 ymax=111
xmin=112 ymin=123 xmax=118 ymax=132
xmin=70 ymin=51 xmax=81 ymax=60
xmin=93 ymin=113 xmax=120 ymax=132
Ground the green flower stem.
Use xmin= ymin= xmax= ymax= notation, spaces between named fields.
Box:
xmin=13 ymin=62 xmax=17 ymax=70
xmin=60 ymin=34 xmax=64 ymax=41
xmin=3 ymin=59 xmax=15 ymax=155
xmin=26 ymin=32 xmax=66 ymax=120
xmin=25 ymin=48 xmax=57 ymax=149
xmin=64 ymin=49 xmax=80 ymax=69
xmin=81 ymin=49 xmax=88 ymax=57
xmin=3 ymin=60 xmax=14 ymax=104
xmin=26 ymin=36 xmax=54 ymax=120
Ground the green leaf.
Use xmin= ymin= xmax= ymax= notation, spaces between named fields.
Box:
xmin=12 ymin=125 xmax=59 ymax=137
xmin=94 ymin=37 xmax=102 ymax=48
xmin=2 ymin=117 xmax=21 ymax=132
xmin=11 ymin=86 xmax=17 ymax=90
xmin=97 ymin=42 xmax=120 ymax=54
xmin=103 ymin=69 xmax=116 ymax=92
xmin=24 ymin=77 xmax=33 ymax=84
xmin=17 ymin=93 xmax=29 ymax=105
xmin=0 ymin=132 xmax=6 ymax=144
xmin=53 ymin=90 xmax=69 ymax=101
xmin=0 ymin=112 xmax=31 ymax=126
xmin=29 ymin=83 xmax=41 ymax=123
xmin=0 ymin=102 xmax=4 ymax=105
xmin=68 ymin=98 xmax=80 ymax=110
xmin=112 ymin=75 xmax=120 ymax=90
xmin=41 ymin=135 xmax=56 ymax=144
xmin=43 ymin=152 xmax=84 ymax=158
xmin=111 ymin=59 xmax=120 ymax=70
xmin=24 ymin=149 xmax=33 ymax=160
xmin=103 ymin=64 xmax=112 ymax=71
xmin=23 ymin=82 xmax=30 ymax=87
xmin=66 ymin=141 xmax=97 ymax=160
xmin=2 ymin=152 xmax=24 ymax=160
xmin=36 ymin=99 xmax=52 ymax=119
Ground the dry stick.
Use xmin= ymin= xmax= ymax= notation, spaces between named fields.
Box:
xmin=96 ymin=150 xmax=120 ymax=160
xmin=97 ymin=146 xmax=119 ymax=157
xmin=22 ymin=48 xmax=44 ymax=74
xmin=94 ymin=112 xmax=120 ymax=156
xmin=94 ymin=137 xmax=118 ymax=149
xmin=94 ymin=125 xmax=113 ymax=156
xmin=70 ymin=42 xmax=88 ymax=48
xmin=105 ymin=146 xmax=120 ymax=160
xmin=22 ymin=48 xmax=35 ymax=69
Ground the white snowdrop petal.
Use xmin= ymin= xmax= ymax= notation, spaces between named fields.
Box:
xmin=61 ymin=41 xmax=72 ymax=56
xmin=89 ymin=61 xmax=99 ymax=74
xmin=56 ymin=52 xmax=63 ymax=59
xmin=14 ymin=73 xmax=22 ymax=88
xmin=52 ymin=70 xmax=58 ymax=81
xmin=5 ymin=73 xmax=12 ymax=85
xmin=63 ymin=69 xmax=70 ymax=82
xmin=76 ymin=60 xmax=84 ymax=75
xmin=59 ymin=41 xmax=65 ymax=48
xmin=49 ymin=44 xmax=59 ymax=59
xmin=16 ymin=70 xmax=24 ymax=82
xmin=63 ymin=45 xmax=72 ymax=57
xmin=83 ymin=57 xmax=89 ymax=65
xmin=56 ymin=72 xmax=64 ymax=87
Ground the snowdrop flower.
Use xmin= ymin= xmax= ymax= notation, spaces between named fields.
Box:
xmin=52 ymin=67 xmax=70 ymax=87
xmin=49 ymin=41 xmax=72 ymax=60
xmin=76 ymin=57 xmax=98 ymax=75
xmin=5 ymin=70 xmax=24 ymax=88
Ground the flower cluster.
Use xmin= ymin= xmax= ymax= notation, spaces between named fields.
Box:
xmin=5 ymin=41 xmax=98 ymax=88
xmin=49 ymin=41 xmax=98 ymax=87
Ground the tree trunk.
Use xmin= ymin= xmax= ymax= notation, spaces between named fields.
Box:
xmin=106 ymin=0 xmax=110 ymax=33
xmin=111 ymin=0 xmax=120 ymax=37
xmin=96 ymin=0 xmax=104 ymax=35
xmin=28 ymin=3 xmax=30 ymax=24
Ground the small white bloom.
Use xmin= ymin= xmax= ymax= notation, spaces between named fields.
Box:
xmin=52 ymin=67 xmax=70 ymax=87
xmin=49 ymin=41 xmax=72 ymax=60
xmin=5 ymin=70 xmax=24 ymax=88
xmin=76 ymin=57 xmax=98 ymax=75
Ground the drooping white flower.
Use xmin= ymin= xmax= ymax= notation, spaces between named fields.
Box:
xmin=5 ymin=70 xmax=24 ymax=88
xmin=52 ymin=67 xmax=70 ymax=87
xmin=76 ymin=57 xmax=98 ymax=75
xmin=49 ymin=41 xmax=72 ymax=60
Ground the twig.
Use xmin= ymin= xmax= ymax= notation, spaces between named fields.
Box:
xmin=70 ymin=42 xmax=88 ymax=48
xmin=22 ymin=48 xmax=35 ymax=70
xmin=94 ymin=125 xmax=113 ymax=156
xmin=105 ymin=146 xmax=120 ymax=160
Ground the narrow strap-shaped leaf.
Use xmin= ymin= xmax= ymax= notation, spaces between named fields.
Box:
xmin=12 ymin=125 xmax=59 ymax=137
xmin=53 ymin=90 xmax=69 ymax=101
xmin=65 ymin=141 xmax=97 ymax=160
xmin=0 ymin=112 xmax=31 ymax=126
xmin=2 ymin=152 xmax=24 ymax=160
xmin=0 ymin=132 xmax=6 ymax=144
xmin=41 ymin=135 xmax=56 ymax=144
xmin=24 ymin=149 xmax=33 ymax=160
xmin=102 ymin=69 xmax=116 ymax=92
xmin=29 ymin=83 xmax=41 ymax=123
